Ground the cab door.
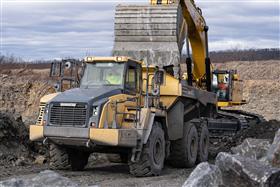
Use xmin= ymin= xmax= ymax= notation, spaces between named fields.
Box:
xmin=121 ymin=61 xmax=142 ymax=127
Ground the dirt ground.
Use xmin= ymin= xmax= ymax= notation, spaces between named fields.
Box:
xmin=0 ymin=163 xmax=192 ymax=187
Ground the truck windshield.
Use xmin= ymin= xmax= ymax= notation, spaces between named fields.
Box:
xmin=80 ymin=62 xmax=124 ymax=88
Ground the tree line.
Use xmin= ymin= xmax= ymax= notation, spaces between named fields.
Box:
xmin=0 ymin=48 xmax=279 ymax=66
xmin=209 ymin=48 xmax=279 ymax=63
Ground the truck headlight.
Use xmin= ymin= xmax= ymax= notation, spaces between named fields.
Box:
xmin=92 ymin=106 xmax=98 ymax=116
xmin=42 ymin=104 xmax=49 ymax=125
xmin=44 ymin=104 xmax=49 ymax=114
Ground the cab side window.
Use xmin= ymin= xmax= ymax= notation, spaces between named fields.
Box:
xmin=125 ymin=65 xmax=140 ymax=94
xmin=127 ymin=67 xmax=136 ymax=88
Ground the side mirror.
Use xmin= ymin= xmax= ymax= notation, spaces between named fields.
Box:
xmin=154 ymin=70 xmax=165 ymax=85
xmin=53 ymin=82 xmax=61 ymax=92
xmin=65 ymin=61 xmax=72 ymax=69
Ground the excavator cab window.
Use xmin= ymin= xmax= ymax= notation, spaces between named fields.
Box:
xmin=150 ymin=0 xmax=173 ymax=5
xmin=212 ymin=72 xmax=231 ymax=101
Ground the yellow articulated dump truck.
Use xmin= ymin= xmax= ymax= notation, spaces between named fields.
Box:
xmin=30 ymin=56 xmax=217 ymax=176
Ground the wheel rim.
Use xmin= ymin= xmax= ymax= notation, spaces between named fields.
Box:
xmin=153 ymin=138 xmax=163 ymax=165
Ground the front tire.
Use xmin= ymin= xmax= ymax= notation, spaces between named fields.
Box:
xmin=49 ymin=144 xmax=70 ymax=170
xmin=69 ymin=150 xmax=90 ymax=171
xmin=129 ymin=122 xmax=165 ymax=177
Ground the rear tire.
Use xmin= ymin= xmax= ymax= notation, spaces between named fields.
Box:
xmin=197 ymin=123 xmax=209 ymax=163
xmin=49 ymin=144 xmax=69 ymax=170
xmin=169 ymin=122 xmax=198 ymax=168
xmin=69 ymin=150 xmax=90 ymax=171
xmin=129 ymin=122 xmax=165 ymax=177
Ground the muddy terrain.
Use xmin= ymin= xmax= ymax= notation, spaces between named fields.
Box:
xmin=0 ymin=60 xmax=279 ymax=186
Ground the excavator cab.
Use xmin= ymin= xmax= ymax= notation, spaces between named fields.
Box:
xmin=212 ymin=70 xmax=246 ymax=107
xmin=150 ymin=0 xmax=175 ymax=5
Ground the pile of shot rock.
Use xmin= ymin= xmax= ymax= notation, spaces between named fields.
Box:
xmin=210 ymin=120 xmax=280 ymax=155
xmin=183 ymin=122 xmax=280 ymax=187
xmin=0 ymin=170 xmax=90 ymax=187
xmin=0 ymin=112 xmax=47 ymax=167
xmin=0 ymin=112 xmax=31 ymax=166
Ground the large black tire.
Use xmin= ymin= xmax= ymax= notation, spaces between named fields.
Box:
xmin=69 ymin=150 xmax=90 ymax=171
xmin=169 ymin=122 xmax=198 ymax=168
xmin=129 ymin=123 xmax=165 ymax=177
xmin=197 ymin=123 xmax=209 ymax=163
xmin=49 ymin=144 xmax=70 ymax=170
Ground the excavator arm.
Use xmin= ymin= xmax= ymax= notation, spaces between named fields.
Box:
xmin=151 ymin=0 xmax=208 ymax=82
xmin=180 ymin=0 xmax=208 ymax=83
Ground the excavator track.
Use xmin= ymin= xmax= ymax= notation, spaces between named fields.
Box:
xmin=220 ymin=109 xmax=266 ymax=124
xmin=208 ymin=109 xmax=265 ymax=138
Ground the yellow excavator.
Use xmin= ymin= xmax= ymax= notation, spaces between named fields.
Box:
xmin=29 ymin=0 xmax=263 ymax=177
xmin=114 ymin=0 xmax=247 ymax=107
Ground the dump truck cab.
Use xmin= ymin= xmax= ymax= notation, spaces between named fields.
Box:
xmin=31 ymin=57 xmax=146 ymax=147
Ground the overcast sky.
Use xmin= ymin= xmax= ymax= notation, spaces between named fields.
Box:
xmin=0 ymin=0 xmax=279 ymax=60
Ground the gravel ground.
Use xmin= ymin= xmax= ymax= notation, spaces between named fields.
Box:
xmin=0 ymin=162 xmax=193 ymax=187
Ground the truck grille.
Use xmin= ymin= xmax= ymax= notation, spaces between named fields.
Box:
xmin=49 ymin=103 xmax=87 ymax=127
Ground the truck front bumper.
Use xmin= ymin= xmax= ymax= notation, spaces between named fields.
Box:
xmin=29 ymin=125 xmax=138 ymax=147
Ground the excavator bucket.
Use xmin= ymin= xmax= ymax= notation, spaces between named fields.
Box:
xmin=113 ymin=3 xmax=187 ymax=71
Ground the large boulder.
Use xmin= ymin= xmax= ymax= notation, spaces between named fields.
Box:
xmin=0 ymin=170 xmax=78 ymax=187
xmin=215 ymin=152 xmax=280 ymax=187
xmin=182 ymin=162 xmax=223 ymax=187
xmin=267 ymin=129 xmax=280 ymax=168
xmin=231 ymin=138 xmax=271 ymax=160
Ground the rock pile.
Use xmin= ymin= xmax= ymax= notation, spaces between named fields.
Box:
xmin=184 ymin=129 xmax=280 ymax=187
xmin=0 ymin=170 xmax=80 ymax=187
xmin=210 ymin=120 xmax=280 ymax=155
xmin=0 ymin=112 xmax=30 ymax=165
xmin=0 ymin=112 xmax=47 ymax=167
xmin=267 ymin=130 xmax=280 ymax=168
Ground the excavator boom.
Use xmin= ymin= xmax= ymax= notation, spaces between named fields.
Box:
xmin=180 ymin=0 xmax=207 ymax=82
